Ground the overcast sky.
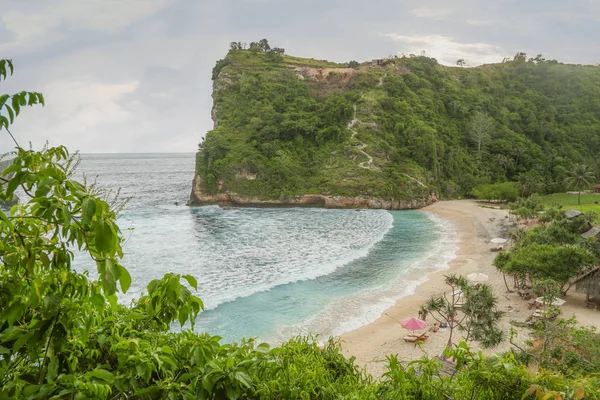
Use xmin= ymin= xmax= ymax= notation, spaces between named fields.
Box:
xmin=1 ymin=0 xmax=599 ymax=153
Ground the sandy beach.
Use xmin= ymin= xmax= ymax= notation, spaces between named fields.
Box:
xmin=340 ymin=200 xmax=600 ymax=378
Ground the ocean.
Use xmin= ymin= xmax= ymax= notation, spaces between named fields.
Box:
xmin=75 ymin=153 xmax=456 ymax=344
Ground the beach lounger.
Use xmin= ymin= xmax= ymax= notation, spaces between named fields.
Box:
xmin=403 ymin=333 xmax=429 ymax=343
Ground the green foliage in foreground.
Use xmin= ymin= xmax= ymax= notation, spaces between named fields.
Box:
xmin=197 ymin=47 xmax=600 ymax=202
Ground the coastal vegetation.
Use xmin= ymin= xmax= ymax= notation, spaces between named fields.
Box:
xmin=195 ymin=41 xmax=600 ymax=205
xmin=495 ymin=204 xmax=600 ymax=294
xmin=3 ymin=61 xmax=600 ymax=398
xmin=422 ymin=275 xmax=504 ymax=349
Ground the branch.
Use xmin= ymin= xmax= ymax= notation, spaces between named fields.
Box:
xmin=5 ymin=126 xmax=20 ymax=148
xmin=38 ymin=309 xmax=60 ymax=384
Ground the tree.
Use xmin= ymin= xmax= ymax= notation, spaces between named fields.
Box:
xmin=516 ymin=171 xmax=542 ymax=197
xmin=422 ymin=275 xmax=503 ymax=351
xmin=347 ymin=60 xmax=360 ymax=68
xmin=564 ymin=164 xmax=595 ymax=205
xmin=456 ymin=59 xmax=465 ymax=67
xmin=248 ymin=41 xmax=261 ymax=52
xmin=258 ymin=38 xmax=270 ymax=52
xmin=494 ymin=154 xmax=513 ymax=177
xmin=468 ymin=112 xmax=494 ymax=166
xmin=494 ymin=243 xmax=596 ymax=293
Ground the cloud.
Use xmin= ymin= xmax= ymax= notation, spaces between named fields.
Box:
xmin=1 ymin=0 xmax=170 ymax=51
xmin=464 ymin=19 xmax=497 ymax=27
xmin=411 ymin=7 xmax=452 ymax=19
xmin=1 ymin=0 xmax=600 ymax=152
xmin=383 ymin=33 xmax=507 ymax=66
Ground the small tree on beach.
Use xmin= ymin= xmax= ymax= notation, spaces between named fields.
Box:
xmin=422 ymin=275 xmax=504 ymax=352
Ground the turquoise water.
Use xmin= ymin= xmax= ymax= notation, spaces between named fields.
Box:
xmin=75 ymin=154 xmax=456 ymax=344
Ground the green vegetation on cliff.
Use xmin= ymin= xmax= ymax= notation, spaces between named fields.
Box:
xmin=196 ymin=45 xmax=600 ymax=203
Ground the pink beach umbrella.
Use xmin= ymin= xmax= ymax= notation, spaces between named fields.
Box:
xmin=400 ymin=317 xmax=427 ymax=334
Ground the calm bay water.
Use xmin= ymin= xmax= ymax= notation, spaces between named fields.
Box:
xmin=76 ymin=153 xmax=456 ymax=343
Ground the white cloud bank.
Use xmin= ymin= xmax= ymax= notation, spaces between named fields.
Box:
xmin=383 ymin=33 xmax=507 ymax=66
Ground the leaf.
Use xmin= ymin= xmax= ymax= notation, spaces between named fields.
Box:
xmin=574 ymin=388 xmax=585 ymax=400
xmin=183 ymin=274 xmax=198 ymax=290
xmin=35 ymin=177 xmax=55 ymax=197
xmin=255 ymin=343 xmax=270 ymax=353
xmin=86 ymin=368 xmax=115 ymax=384
xmin=5 ymin=174 xmax=20 ymax=199
xmin=0 ymin=94 xmax=9 ymax=108
xmin=5 ymin=301 xmax=25 ymax=325
xmin=107 ymin=294 xmax=118 ymax=309
xmin=6 ymin=104 xmax=14 ymax=123
xmin=118 ymin=264 xmax=132 ymax=293
xmin=81 ymin=197 xmax=96 ymax=225
xmin=234 ymin=371 xmax=253 ymax=388
xmin=11 ymin=95 xmax=20 ymax=116
xmin=62 ymin=204 xmax=71 ymax=226
xmin=95 ymin=221 xmax=115 ymax=253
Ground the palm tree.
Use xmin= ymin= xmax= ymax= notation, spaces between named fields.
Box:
xmin=564 ymin=164 xmax=595 ymax=205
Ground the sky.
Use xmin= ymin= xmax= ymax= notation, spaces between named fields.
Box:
xmin=1 ymin=0 xmax=599 ymax=153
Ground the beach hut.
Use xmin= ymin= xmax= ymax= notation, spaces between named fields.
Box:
xmin=564 ymin=209 xmax=583 ymax=219
xmin=573 ymin=267 xmax=600 ymax=309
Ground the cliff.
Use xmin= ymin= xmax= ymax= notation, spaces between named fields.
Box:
xmin=190 ymin=48 xmax=600 ymax=209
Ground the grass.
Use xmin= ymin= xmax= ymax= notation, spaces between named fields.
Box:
xmin=540 ymin=192 xmax=600 ymax=220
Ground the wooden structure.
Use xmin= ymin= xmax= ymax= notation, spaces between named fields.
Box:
xmin=574 ymin=267 xmax=600 ymax=309
xmin=564 ymin=209 xmax=583 ymax=219
xmin=371 ymin=58 xmax=384 ymax=67
xmin=582 ymin=226 xmax=600 ymax=241
xmin=594 ymin=184 xmax=600 ymax=193
xmin=403 ymin=332 xmax=429 ymax=343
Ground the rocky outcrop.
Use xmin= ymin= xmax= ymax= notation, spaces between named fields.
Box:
xmin=188 ymin=175 xmax=436 ymax=210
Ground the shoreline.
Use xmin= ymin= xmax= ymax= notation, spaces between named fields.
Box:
xmin=339 ymin=199 xmax=600 ymax=378
xmin=339 ymin=199 xmax=508 ymax=377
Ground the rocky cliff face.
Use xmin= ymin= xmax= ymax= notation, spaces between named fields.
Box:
xmin=192 ymin=51 xmax=438 ymax=209
xmin=188 ymin=175 xmax=437 ymax=210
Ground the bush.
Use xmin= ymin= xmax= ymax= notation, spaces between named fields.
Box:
xmin=472 ymin=182 xmax=519 ymax=202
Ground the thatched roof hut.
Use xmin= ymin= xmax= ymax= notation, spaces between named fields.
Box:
xmin=574 ymin=267 xmax=600 ymax=307
xmin=564 ymin=209 xmax=583 ymax=219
